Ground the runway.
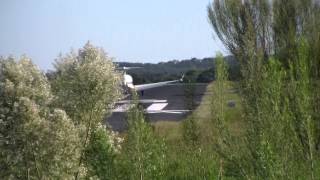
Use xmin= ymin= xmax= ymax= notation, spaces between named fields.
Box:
xmin=105 ymin=83 xmax=209 ymax=132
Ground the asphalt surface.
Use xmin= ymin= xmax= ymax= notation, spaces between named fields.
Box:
xmin=105 ymin=83 xmax=209 ymax=132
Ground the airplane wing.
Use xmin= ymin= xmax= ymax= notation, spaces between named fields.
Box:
xmin=113 ymin=99 xmax=191 ymax=114
xmin=118 ymin=99 xmax=167 ymax=104
xmin=145 ymin=109 xmax=191 ymax=114
xmin=134 ymin=79 xmax=180 ymax=91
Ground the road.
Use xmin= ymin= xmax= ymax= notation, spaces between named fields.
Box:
xmin=105 ymin=83 xmax=209 ymax=132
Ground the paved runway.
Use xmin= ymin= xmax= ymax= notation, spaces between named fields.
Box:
xmin=105 ymin=83 xmax=209 ymax=132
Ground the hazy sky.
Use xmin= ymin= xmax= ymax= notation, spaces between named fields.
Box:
xmin=0 ymin=0 xmax=226 ymax=70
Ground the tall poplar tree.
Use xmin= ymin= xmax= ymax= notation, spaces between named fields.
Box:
xmin=208 ymin=0 xmax=320 ymax=179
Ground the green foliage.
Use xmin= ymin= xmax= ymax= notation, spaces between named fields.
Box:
xmin=120 ymin=55 xmax=240 ymax=84
xmin=0 ymin=57 xmax=80 ymax=179
xmin=208 ymin=0 xmax=271 ymax=66
xmin=183 ymin=69 xmax=199 ymax=83
xmin=209 ymin=54 xmax=241 ymax=179
xmin=288 ymin=40 xmax=318 ymax=179
xmin=211 ymin=54 xmax=228 ymax=124
xmin=249 ymin=58 xmax=300 ymax=179
xmin=208 ymin=0 xmax=319 ymax=73
xmin=207 ymin=41 xmax=320 ymax=179
xmin=121 ymin=95 xmax=167 ymax=180
xmin=243 ymin=43 xmax=319 ymax=179
xmin=85 ymin=125 xmax=118 ymax=179
xmin=165 ymin=145 xmax=218 ymax=179
xmin=182 ymin=115 xmax=200 ymax=147
xmin=119 ymin=57 xmax=215 ymax=84
xmin=209 ymin=1 xmax=320 ymax=178
xmin=183 ymin=70 xmax=197 ymax=110
xmin=197 ymin=68 xmax=215 ymax=82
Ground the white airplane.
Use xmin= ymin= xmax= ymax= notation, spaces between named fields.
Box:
xmin=113 ymin=67 xmax=189 ymax=114
xmin=124 ymin=72 xmax=183 ymax=92
xmin=120 ymin=67 xmax=184 ymax=93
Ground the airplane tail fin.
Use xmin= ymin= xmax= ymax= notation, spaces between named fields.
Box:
xmin=180 ymin=74 xmax=185 ymax=82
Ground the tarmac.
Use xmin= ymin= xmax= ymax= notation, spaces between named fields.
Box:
xmin=105 ymin=83 xmax=209 ymax=132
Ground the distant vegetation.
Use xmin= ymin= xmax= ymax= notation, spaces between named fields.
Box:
xmin=117 ymin=55 xmax=240 ymax=84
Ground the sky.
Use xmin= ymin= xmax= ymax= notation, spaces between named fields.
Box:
xmin=0 ymin=0 xmax=226 ymax=70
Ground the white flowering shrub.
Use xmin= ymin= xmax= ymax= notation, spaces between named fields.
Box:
xmin=0 ymin=57 xmax=80 ymax=179
xmin=0 ymin=43 xmax=122 ymax=179
xmin=107 ymin=126 xmax=124 ymax=153
xmin=51 ymin=42 xmax=122 ymax=126
xmin=50 ymin=42 xmax=122 ymax=178
xmin=0 ymin=56 xmax=52 ymax=107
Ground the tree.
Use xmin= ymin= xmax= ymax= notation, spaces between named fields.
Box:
xmin=209 ymin=54 xmax=245 ymax=178
xmin=121 ymin=93 xmax=167 ymax=180
xmin=0 ymin=57 xmax=80 ymax=179
xmin=52 ymin=42 xmax=122 ymax=125
xmin=84 ymin=124 xmax=123 ymax=179
xmin=50 ymin=42 xmax=122 ymax=178
xmin=182 ymin=115 xmax=200 ymax=147
xmin=183 ymin=70 xmax=198 ymax=110
xmin=208 ymin=43 xmax=320 ymax=179
xmin=208 ymin=1 xmax=320 ymax=178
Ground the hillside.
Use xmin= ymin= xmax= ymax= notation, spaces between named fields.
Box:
xmin=116 ymin=55 xmax=240 ymax=84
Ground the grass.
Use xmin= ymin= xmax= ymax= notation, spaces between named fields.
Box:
xmin=150 ymin=82 xmax=243 ymax=178
xmin=153 ymin=81 xmax=243 ymax=143
xmin=152 ymin=121 xmax=183 ymax=143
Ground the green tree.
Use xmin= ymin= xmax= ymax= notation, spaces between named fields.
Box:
xmin=184 ymin=70 xmax=198 ymax=110
xmin=208 ymin=2 xmax=320 ymax=179
xmin=208 ymin=42 xmax=320 ymax=179
xmin=287 ymin=40 xmax=318 ymax=179
xmin=211 ymin=54 xmax=228 ymax=130
xmin=121 ymin=94 xmax=167 ymax=180
xmin=182 ymin=115 xmax=200 ymax=147
xmin=209 ymin=54 xmax=245 ymax=179
xmin=84 ymin=124 xmax=122 ymax=179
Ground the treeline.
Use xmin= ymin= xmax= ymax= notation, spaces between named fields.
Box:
xmin=117 ymin=55 xmax=240 ymax=84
